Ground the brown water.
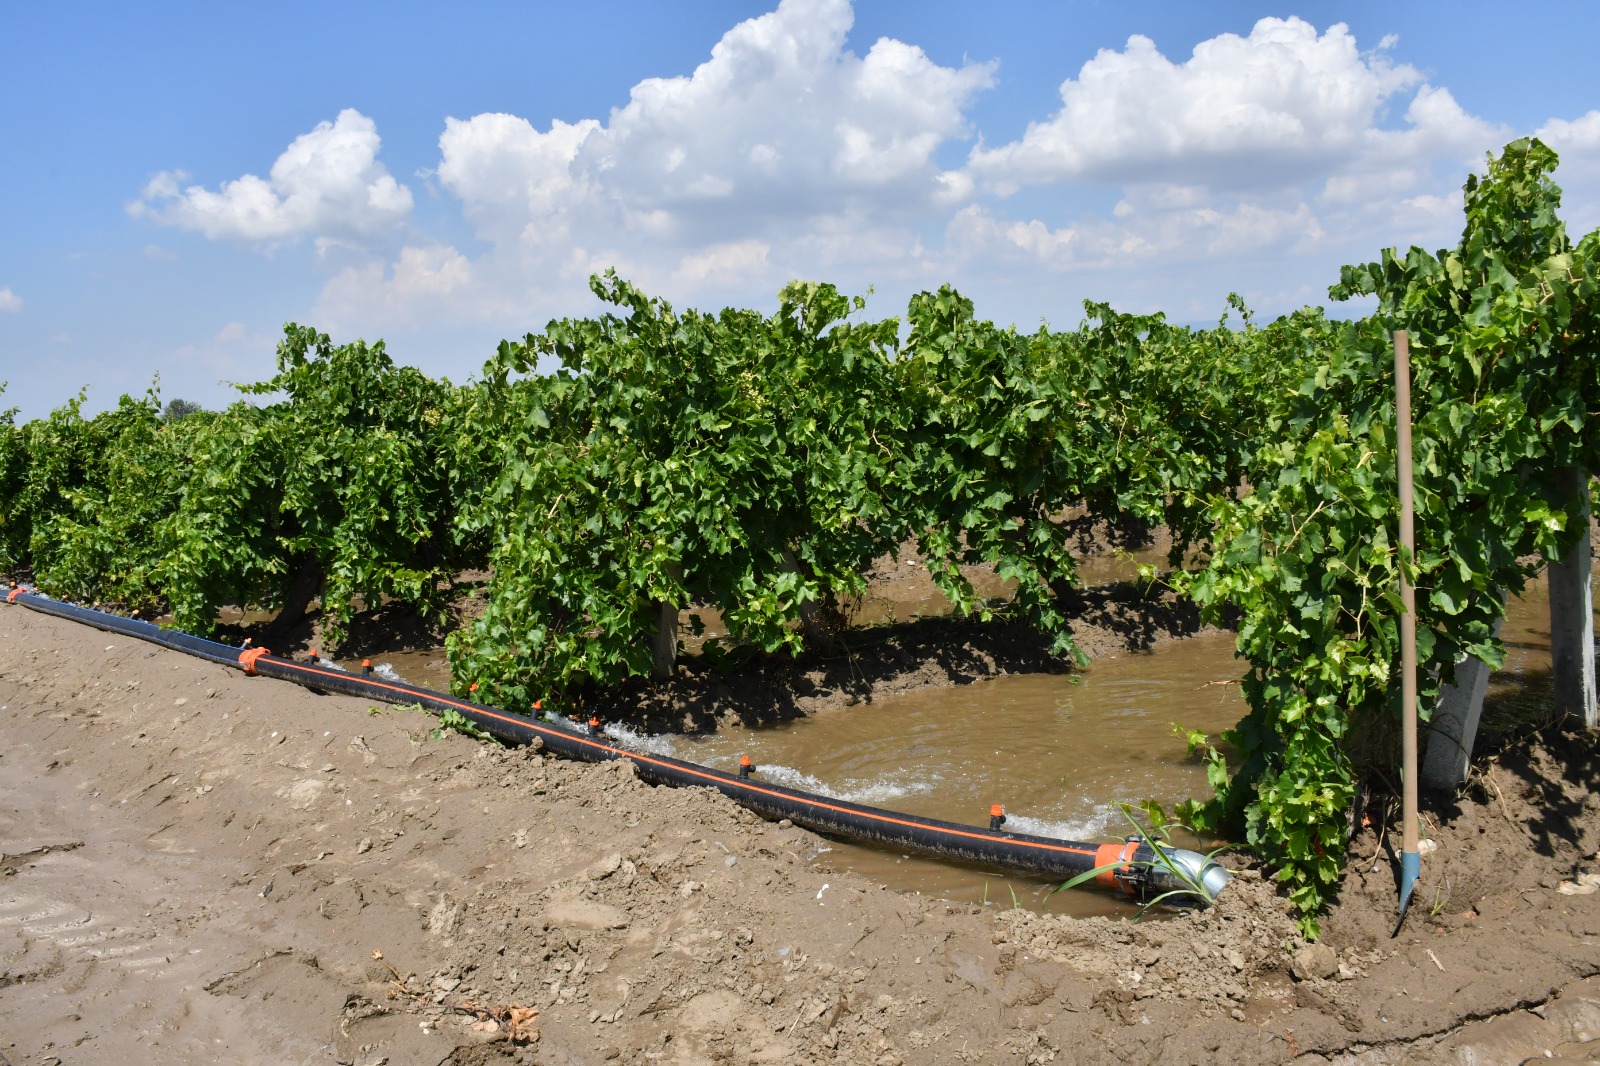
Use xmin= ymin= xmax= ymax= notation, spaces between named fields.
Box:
xmin=602 ymin=630 xmax=1248 ymax=917
xmin=598 ymin=562 xmax=1591 ymax=916
xmin=337 ymin=647 xmax=454 ymax=693
xmin=320 ymin=551 xmax=1592 ymax=916
xmin=1480 ymin=557 xmax=1600 ymax=742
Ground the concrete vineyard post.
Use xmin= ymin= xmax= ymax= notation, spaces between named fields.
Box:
xmin=1548 ymin=468 xmax=1597 ymax=730
xmin=1422 ymin=606 xmax=1505 ymax=791
xmin=650 ymin=599 xmax=678 ymax=680
xmin=650 ymin=561 xmax=685 ymax=680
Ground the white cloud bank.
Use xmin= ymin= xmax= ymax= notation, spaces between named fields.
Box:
xmin=955 ymin=17 xmax=1515 ymax=279
xmin=318 ymin=0 xmax=996 ymax=328
xmin=970 ymin=19 xmax=1429 ymax=190
xmin=129 ymin=109 xmax=412 ymax=243
xmin=1536 ymin=110 xmax=1600 ymax=232
xmin=128 ymin=3 xmax=1600 ymax=340
xmin=436 ymin=0 xmax=990 ymax=243
xmin=0 ymin=287 xmax=21 ymax=313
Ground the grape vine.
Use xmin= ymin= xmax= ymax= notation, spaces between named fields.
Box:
xmin=1 ymin=138 xmax=1594 ymax=936
xmin=1177 ymin=139 xmax=1600 ymax=933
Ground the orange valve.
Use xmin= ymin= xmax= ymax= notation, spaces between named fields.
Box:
xmin=362 ymin=658 xmax=372 ymax=676
xmin=989 ymin=804 xmax=1007 ymax=831
xmin=738 ymin=754 xmax=754 ymax=779
xmin=308 ymin=648 xmax=321 ymax=664
xmin=238 ymin=647 xmax=271 ymax=675
xmin=588 ymin=717 xmax=601 ymax=733
xmin=469 ymin=682 xmax=479 ymax=693
xmin=533 ymin=700 xmax=543 ymax=711
xmin=1093 ymin=839 xmax=1142 ymax=894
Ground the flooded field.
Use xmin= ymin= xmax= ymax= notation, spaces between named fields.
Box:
xmin=612 ymin=628 xmax=1246 ymax=916
xmin=325 ymin=554 xmax=1595 ymax=915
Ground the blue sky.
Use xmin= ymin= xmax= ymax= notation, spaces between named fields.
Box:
xmin=4 ymin=1 xmax=1599 ymax=420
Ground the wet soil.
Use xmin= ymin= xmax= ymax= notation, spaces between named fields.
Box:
xmin=2 ymin=605 xmax=1599 ymax=1065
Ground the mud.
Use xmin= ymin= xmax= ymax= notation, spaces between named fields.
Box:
xmin=2 ymin=606 xmax=1599 ymax=1065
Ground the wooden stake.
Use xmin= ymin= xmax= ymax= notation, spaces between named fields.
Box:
xmin=1394 ymin=329 xmax=1421 ymax=928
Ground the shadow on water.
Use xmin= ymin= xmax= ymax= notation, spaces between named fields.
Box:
xmin=1478 ymin=559 xmax=1600 ymax=750
xmin=583 ymin=576 xmax=1209 ymax=735
xmin=1468 ymin=560 xmax=1600 ymax=862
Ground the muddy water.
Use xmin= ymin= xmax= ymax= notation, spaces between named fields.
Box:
xmin=337 ymin=647 xmax=455 ymax=693
xmin=323 ymin=551 xmax=1593 ymax=916
xmin=1480 ymin=556 xmax=1600 ymax=740
xmin=610 ymin=630 xmax=1248 ymax=917
xmin=610 ymin=562 xmax=1593 ymax=917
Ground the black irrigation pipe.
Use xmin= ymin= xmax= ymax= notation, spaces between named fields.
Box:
xmin=3 ymin=587 xmax=1230 ymax=905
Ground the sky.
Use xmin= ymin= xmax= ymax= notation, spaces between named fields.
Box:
xmin=4 ymin=1 xmax=1599 ymax=420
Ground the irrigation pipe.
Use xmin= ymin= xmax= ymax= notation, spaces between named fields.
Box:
xmin=2 ymin=587 xmax=1230 ymax=906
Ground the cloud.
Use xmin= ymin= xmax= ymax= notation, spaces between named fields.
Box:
xmin=673 ymin=239 xmax=772 ymax=284
xmin=948 ymin=192 xmax=1326 ymax=273
xmin=435 ymin=112 xmax=599 ymax=252
xmin=317 ymin=243 xmax=477 ymax=326
xmin=1538 ymin=110 xmax=1600 ymax=232
xmin=951 ymin=16 xmax=1527 ymax=289
xmin=154 ymin=2 xmax=1593 ymax=354
xmin=1539 ymin=110 xmax=1600 ymax=159
xmin=322 ymin=0 xmax=993 ymax=330
xmin=969 ymin=18 xmax=1428 ymax=191
xmin=0 ymin=287 xmax=21 ymax=313
xmin=130 ymin=109 xmax=412 ymax=243
xmin=519 ymin=0 xmax=993 ymax=234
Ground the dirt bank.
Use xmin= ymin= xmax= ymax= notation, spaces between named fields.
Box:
xmin=1 ymin=606 xmax=1598 ymax=1065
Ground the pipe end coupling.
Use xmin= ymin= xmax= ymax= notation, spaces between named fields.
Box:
xmin=1147 ymin=845 xmax=1232 ymax=905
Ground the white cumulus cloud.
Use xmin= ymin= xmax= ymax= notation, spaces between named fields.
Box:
xmin=317 ymin=244 xmax=476 ymax=326
xmin=1540 ymin=110 xmax=1600 ymax=158
xmin=130 ymin=109 xmax=412 ymax=243
xmin=146 ymin=3 xmax=1599 ymax=356
xmin=0 ymin=287 xmax=21 ymax=313
xmin=955 ymin=16 xmax=1524 ymax=293
xmin=969 ymin=18 xmax=1425 ymax=190
xmin=325 ymin=0 xmax=994 ymax=329
xmin=1538 ymin=110 xmax=1600 ymax=233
